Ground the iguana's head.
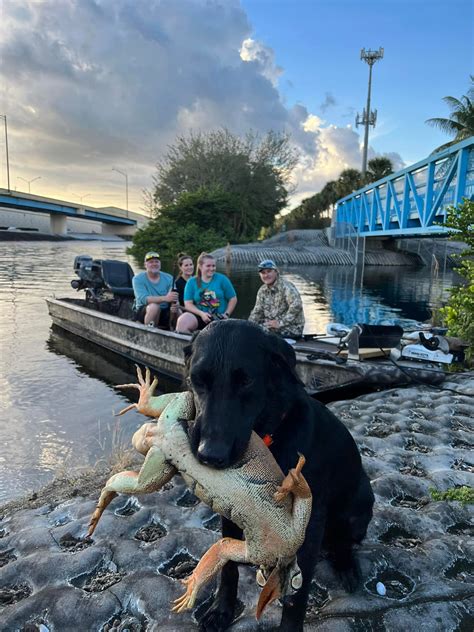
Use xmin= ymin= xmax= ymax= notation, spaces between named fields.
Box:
xmin=255 ymin=558 xmax=303 ymax=619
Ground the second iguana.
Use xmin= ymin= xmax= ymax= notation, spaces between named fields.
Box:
xmin=88 ymin=367 xmax=312 ymax=619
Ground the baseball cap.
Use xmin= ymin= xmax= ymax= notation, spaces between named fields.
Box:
xmin=144 ymin=251 xmax=160 ymax=261
xmin=258 ymin=259 xmax=278 ymax=271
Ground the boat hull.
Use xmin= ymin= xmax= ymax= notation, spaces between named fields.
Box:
xmin=46 ymin=298 xmax=446 ymax=396
xmin=47 ymin=298 xmax=188 ymax=381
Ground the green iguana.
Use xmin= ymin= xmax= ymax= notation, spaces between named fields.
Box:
xmin=88 ymin=367 xmax=312 ymax=619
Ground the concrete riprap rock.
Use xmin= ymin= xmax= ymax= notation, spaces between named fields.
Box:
xmin=1 ymin=374 xmax=473 ymax=630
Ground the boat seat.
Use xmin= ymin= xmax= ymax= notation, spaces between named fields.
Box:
xmin=100 ymin=260 xmax=135 ymax=297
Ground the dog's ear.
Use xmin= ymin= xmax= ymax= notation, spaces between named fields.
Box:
xmin=265 ymin=333 xmax=303 ymax=386
xmin=182 ymin=331 xmax=202 ymax=375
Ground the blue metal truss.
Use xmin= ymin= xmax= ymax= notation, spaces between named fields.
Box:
xmin=334 ymin=136 xmax=474 ymax=238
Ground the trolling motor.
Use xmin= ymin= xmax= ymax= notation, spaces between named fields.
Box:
xmin=71 ymin=255 xmax=135 ymax=302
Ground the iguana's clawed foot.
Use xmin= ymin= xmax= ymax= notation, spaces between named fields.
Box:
xmin=87 ymin=489 xmax=118 ymax=536
xmin=115 ymin=366 xmax=159 ymax=417
xmin=172 ymin=574 xmax=198 ymax=613
xmin=274 ymin=454 xmax=309 ymax=502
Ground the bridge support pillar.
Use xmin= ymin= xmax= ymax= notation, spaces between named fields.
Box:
xmin=102 ymin=223 xmax=135 ymax=237
xmin=50 ymin=214 xmax=67 ymax=235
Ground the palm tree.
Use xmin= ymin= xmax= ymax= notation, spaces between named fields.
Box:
xmin=426 ymin=76 xmax=474 ymax=151
xmin=365 ymin=157 xmax=393 ymax=183
xmin=336 ymin=168 xmax=363 ymax=198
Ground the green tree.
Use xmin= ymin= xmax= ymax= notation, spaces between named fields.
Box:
xmin=128 ymin=188 xmax=235 ymax=261
xmin=151 ymin=129 xmax=299 ymax=242
xmin=439 ymin=198 xmax=474 ymax=364
xmin=335 ymin=168 xmax=364 ymax=199
xmin=365 ymin=157 xmax=393 ymax=183
xmin=426 ymin=76 xmax=474 ymax=151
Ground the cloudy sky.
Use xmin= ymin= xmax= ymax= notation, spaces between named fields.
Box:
xmin=0 ymin=0 xmax=472 ymax=213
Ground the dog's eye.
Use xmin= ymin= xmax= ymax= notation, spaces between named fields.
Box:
xmin=191 ymin=370 xmax=212 ymax=390
xmin=291 ymin=571 xmax=303 ymax=590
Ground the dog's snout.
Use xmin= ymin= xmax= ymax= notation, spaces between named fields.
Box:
xmin=197 ymin=440 xmax=228 ymax=468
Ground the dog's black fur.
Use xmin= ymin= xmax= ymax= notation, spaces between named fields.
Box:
xmin=184 ymin=320 xmax=374 ymax=632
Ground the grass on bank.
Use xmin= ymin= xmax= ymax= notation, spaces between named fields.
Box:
xmin=429 ymin=485 xmax=474 ymax=505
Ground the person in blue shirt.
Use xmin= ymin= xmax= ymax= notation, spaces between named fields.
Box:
xmin=176 ymin=252 xmax=237 ymax=334
xmin=132 ymin=251 xmax=178 ymax=328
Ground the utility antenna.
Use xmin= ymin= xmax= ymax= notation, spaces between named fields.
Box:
xmin=356 ymin=47 xmax=384 ymax=176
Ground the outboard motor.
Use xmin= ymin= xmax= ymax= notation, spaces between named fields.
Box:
xmin=71 ymin=255 xmax=108 ymax=301
xmin=71 ymin=255 xmax=135 ymax=304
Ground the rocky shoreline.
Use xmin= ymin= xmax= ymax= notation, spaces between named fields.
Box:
xmin=1 ymin=374 xmax=473 ymax=631
xmin=211 ymin=230 xmax=465 ymax=268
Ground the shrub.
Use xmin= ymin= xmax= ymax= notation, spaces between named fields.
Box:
xmin=439 ymin=198 xmax=474 ymax=364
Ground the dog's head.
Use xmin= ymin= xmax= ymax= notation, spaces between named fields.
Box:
xmin=183 ymin=320 xmax=303 ymax=468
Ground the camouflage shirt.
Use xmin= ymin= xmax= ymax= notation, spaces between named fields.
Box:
xmin=248 ymin=276 xmax=305 ymax=337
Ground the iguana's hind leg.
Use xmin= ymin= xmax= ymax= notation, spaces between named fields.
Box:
xmin=274 ymin=454 xmax=311 ymax=502
xmin=172 ymin=538 xmax=248 ymax=613
xmin=88 ymin=447 xmax=176 ymax=536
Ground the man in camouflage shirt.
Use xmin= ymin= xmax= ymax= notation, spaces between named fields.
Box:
xmin=248 ymin=259 xmax=305 ymax=338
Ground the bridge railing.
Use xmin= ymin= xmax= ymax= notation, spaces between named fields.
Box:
xmin=333 ymin=136 xmax=474 ymax=239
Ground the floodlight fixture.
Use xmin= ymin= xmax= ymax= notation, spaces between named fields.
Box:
xmin=356 ymin=47 xmax=384 ymax=175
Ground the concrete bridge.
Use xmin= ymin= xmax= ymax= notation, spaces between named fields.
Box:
xmin=0 ymin=189 xmax=148 ymax=237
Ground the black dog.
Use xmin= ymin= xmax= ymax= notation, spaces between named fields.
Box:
xmin=184 ymin=320 xmax=374 ymax=632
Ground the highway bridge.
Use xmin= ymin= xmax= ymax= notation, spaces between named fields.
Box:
xmin=0 ymin=189 xmax=147 ymax=236
xmin=333 ymin=136 xmax=474 ymax=244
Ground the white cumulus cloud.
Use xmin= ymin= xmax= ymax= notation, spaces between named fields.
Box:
xmin=0 ymin=0 xmax=402 ymax=212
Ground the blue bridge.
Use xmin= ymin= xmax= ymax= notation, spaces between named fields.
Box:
xmin=333 ymin=136 xmax=474 ymax=240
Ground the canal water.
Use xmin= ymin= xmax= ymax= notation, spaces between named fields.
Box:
xmin=0 ymin=240 xmax=461 ymax=504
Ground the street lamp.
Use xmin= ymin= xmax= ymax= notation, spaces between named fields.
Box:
xmin=356 ymin=47 xmax=384 ymax=176
xmin=72 ymin=193 xmax=91 ymax=204
xmin=0 ymin=114 xmax=10 ymax=191
xmin=112 ymin=167 xmax=129 ymax=215
xmin=17 ymin=176 xmax=41 ymax=193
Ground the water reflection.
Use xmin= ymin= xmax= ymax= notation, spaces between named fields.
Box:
xmin=47 ymin=326 xmax=179 ymax=393
xmin=0 ymin=241 xmax=461 ymax=504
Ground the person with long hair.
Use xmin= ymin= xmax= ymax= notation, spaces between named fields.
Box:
xmin=176 ymin=253 xmax=237 ymax=334
xmin=174 ymin=253 xmax=194 ymax=307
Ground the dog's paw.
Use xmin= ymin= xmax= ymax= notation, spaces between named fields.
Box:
xmin=197 ymin=599 xmax=235 ymax=632
xmin=337 ymin=565 xmax=360 ymax=593
xmin=278 ymin=625 xmax=304 ymax=632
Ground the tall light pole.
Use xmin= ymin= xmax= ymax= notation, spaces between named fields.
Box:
xmin=356 ymin=47 xmax=384 ymax=176
xmin=72 ymin=193 xmax=91 ymax=204
xmin=0 ymin=114 xmax=10 ymax=191
xmin=112 ymin=167 xmax=128 ymax=215
xmin=17 ymin=176 xmax=41 ymax=193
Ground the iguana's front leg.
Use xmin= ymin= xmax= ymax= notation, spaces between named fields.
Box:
xmin=115 ymin=366 xmax=177 ymax=418
xmin=88 ymin=446 xmax=176 ymax=536
xmin=172 ymin=538 xmax=248 ymax=613
xmin=274 ymin=455 xmax=311 ymax=503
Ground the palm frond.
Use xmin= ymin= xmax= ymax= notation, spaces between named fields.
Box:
xmin=426 ymin=117 xmax=463 ymax=134
xmin=442 ymin=96 xmax=463 ymax=110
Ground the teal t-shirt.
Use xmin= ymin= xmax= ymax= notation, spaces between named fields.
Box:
xmin=132 ymin=271 xmax=173 ymax=310
xmin=184 ymin=273 xmax=236 ymax=314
